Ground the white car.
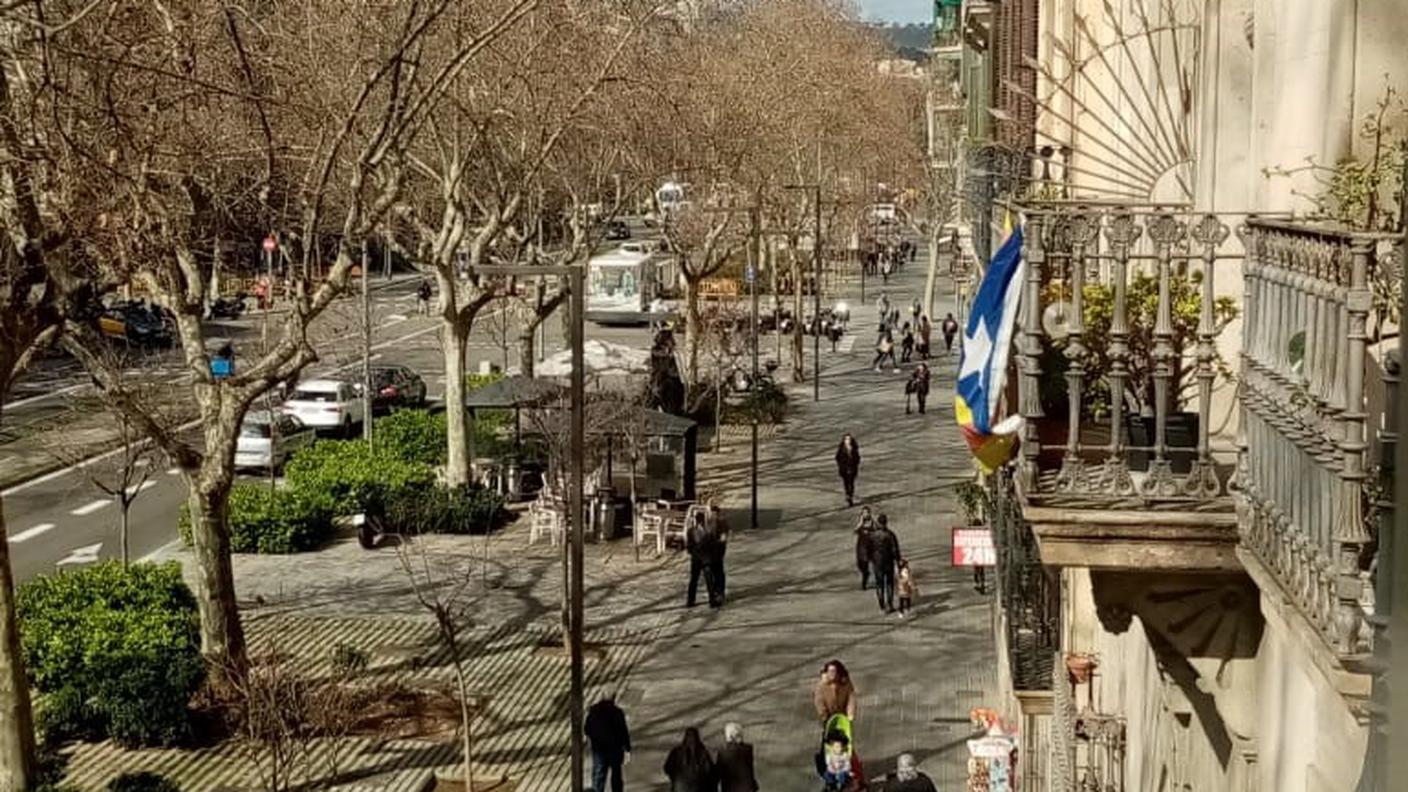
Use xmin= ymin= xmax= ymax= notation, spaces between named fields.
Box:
xmin=280 ymin=379 xmax=366 ymax=435
xmin=235 ymin=411 xmax=315 ymax=470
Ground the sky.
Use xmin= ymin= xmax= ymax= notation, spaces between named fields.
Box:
xmin=855 ymin=0 xmax=931 ymax=24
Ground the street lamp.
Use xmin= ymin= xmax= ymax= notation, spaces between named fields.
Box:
xmin=784 ymin=183 xmax=822 ymax=402
xmin=471 ymin=262 xmax=587 ymax=792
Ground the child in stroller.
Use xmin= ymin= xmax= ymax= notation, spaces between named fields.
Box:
xmin=815 ymin=713 xmax=866 ymax=791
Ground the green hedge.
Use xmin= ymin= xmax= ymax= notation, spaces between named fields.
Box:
xmin=373 ymin=408 xmax=447 ymax=466
xmin=379 ymin=484 xmax=505 ymax=535
xmin=283 ymin=439 xmax=436 ymax=516
xmin=179 ymin=483 xmax=336 ymax=554
xmin=18 ymin=562 xmax=203 ymax=748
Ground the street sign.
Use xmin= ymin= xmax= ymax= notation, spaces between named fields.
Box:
xmin=262 ymin=236 xmax=277 ymax=253
xmin=745 ymin=266 xmax=755 ymax=283
xmin=952 ymin=526 xmax=995 ymax=567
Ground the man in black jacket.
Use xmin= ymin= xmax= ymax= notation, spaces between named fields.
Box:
xmin=715 ymin=722 xmax=759 ymax=792
xmin=686 ymin=510 xmax=726 ymax=608
xmin=868 ymin=518 xmax=902 ymax=614
xmin=584 ymin=696 xmax=631 ymax=792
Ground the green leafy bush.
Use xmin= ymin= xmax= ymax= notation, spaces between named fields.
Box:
xmin=18 ymin=562 xmax=203 ymax=748
xmin=108 ymin=772 xmax=183 ymax=792
xmin=379 ymin=484 xmax=505 ymax=535
xmin=179 ymin=484 xmax=336 ymax=554
xmin=283 ymin=439 xmax=436 ymax=515
xmin=374 ymin=408 xmax=447 ymax=465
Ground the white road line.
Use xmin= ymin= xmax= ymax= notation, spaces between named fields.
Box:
xmin=167 ymin=467 xmax=181 ymax=476
xmin=126 ymin=480 xmax=157 ymax=497
xmin=70 ymin=499 xmax=110 ymax=516
xmin=9 ymin=523 xmax=55 ymax=543
xmin=6 ymin=383 xmax=87 ymax=410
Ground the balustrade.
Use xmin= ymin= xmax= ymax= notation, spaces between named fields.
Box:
xmin=1236 ymin=219 xmax=1396 ymax=660
xmin=1012 ymin=206 xmax=1243 ymax=503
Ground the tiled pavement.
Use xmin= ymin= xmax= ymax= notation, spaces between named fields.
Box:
xmin=60 ymin=246 xmax=996 ymax=790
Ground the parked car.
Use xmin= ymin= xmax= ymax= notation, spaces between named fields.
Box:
xmin=235 ymin=411 xmax=315 ymax=471
xmin=98 ymin=300 xmax=174 ymax=348
xmin=280 ymin=379 xmax=366 ymax=435
xmin=605 ymin=220 xmax=631 ymax=240
xmin=370 ymin=365 xmax=428 ymax=412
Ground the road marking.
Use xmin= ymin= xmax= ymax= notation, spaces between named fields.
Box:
xmin=126 ymin=480 xmax=157 ymax=497
xmin=837 ymin=335 xmax=856 ymax=353
xmin=70 ymin=499 xmax=110 ymax=516
xmin=167 ymin=467 xmax=181 ymax=476
xmin=9 ymin=523 xmax=55 ymax=543
xmin=6 ymin=383 xmax=88 ymax=410
xmin=57 ymin=542 xmax=103 ymax=568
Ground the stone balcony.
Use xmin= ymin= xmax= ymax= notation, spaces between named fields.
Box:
xmin=1005 ymin=204 xmax=1399 ymax=671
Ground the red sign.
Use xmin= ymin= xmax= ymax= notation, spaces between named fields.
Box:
xmin=262 ymin=236 xmax=277 ymax=253
xmin=952 ymin=527 xmax=995 ymax=567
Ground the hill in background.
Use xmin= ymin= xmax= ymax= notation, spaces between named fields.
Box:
xmin=868 ymin=21 xmax=932 ymax=62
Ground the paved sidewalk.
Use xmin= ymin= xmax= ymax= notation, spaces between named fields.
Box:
xmin=618 ymin=251 xmax=996 ymax=789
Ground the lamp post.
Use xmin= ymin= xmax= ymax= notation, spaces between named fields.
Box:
xmin=471 ymin=262 xmax=586 ymax=791
xmin=784 ymin=183 xmax=822 ymax=401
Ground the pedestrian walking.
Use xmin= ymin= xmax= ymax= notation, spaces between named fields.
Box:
xmin=584 ymin=696 xmax=632 ymax=792
xmin=904 ymin=363 xmax=931 ymax=415
xmin=715 ymin=723 xmax=759 ymax=792
xmin=814 ymin=659 xmax=858 ymax=722
xmin=897 ymin=559 xmax=916 ymax=618
xmin=416 ymin=279 xmax=432 ymax=315
xmin=854 ymin=507 xmax=877 ymax=589
xmin=880 ymin=257 xmax=892 ymax=284
xmin=872 ymin=331 xmax=897 ymax=373
xmin=900 ymin=322 xmax=914 ymax=363
xmin=835 ymin=433 xmax=861 ymax=507
xmin=909 ymin=297 xmax=921 ymax=328
xmin=875 ymin=292 xmax=890 ymax=328
xmin=917 ymin=315 xmax=932 ymax=360
xmin=889 ymin=306 xmax=901 ymax=329
xmin=868 ymin=519 xmax=901 ymax=614
xmin=664 ymin=727 xmax=718 ymax=792
xmin=880 ymin=754 xmax=937 ymax=792
xmin=941 ymin=313 xmax=960 ymax=354
xmin=685 ymin=509 xmax=725 ymax=608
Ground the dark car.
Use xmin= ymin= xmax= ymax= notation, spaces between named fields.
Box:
xmin=98 ymin=300 xmax=174 ymax=348
xmin=605 ymin=220 xmax=631 ymax=240
xmin=370 ymin=365 xmax=427 ymax=412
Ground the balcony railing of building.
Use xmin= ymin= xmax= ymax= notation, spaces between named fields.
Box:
xmin=1011 ymin=206 xmax=1249 ymax=510
xmin=1236 ymin=219 xmax=1399 ymax=664
xmin=991 ymin=468 xmax=1059 ymax=692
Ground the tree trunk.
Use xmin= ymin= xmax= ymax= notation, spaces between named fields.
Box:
xmin=187 ymin=477 xmax=247 ymax=683
xmin=518 ymin=325 xmax=537 ymax=378
xmin=791 ymin=252 xmax=805 ymax=383
xmin=922 ymin=223 xmax=941 ymax=322
xmin=0 ymin=489 xmax=37 ymax=792
xmin=443 ymin=319 xmax=471 ymax=487
xmin=120 ymin=501 xmax=130 ymax=567
xmin=683 ymin=277 xmax=702 ymax=386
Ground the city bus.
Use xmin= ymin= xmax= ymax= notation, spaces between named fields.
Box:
xmin=585 ymin=241 xmax=677 ymax=325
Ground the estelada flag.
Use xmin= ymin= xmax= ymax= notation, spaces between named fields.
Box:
xmin=954 ymin=218 xmax=1025 ymax=472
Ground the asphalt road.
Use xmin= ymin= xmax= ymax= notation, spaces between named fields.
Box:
xmin=1 ymin=260 xmax=656 ymax=583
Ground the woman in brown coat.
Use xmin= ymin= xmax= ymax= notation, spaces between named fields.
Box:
xmin=814 ymin=659 xmax=858 ymax=723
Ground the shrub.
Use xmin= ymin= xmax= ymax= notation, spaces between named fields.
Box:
xmin=283 ymin=439 xmax=436 ymax=515
xmin=109 ymin=772 xmax=183 ymax=792
xmin=380 ymin=484 xmax=505 ymax=535
xmin=373 ymin=408 xmax=447 ymax=466
xmin=18 ymin=562 xmax=203 ymax=748
xmin=179 ymin=484 xmax=336 ymax=554
xmin=723 ymin=378 xmax=788 ymax=425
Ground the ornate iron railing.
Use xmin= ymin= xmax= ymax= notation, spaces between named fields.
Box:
xmin=1235 ymin=219 xmax=1398 ymax=660
xmin=992 ymin=468 xmax=1059 ymax=691
xmin=1012 ymin=206 xmax=1245 ymax=504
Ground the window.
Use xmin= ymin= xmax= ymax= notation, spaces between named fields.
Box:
xmin=240 ymin=422 xmax=272 ymax=439
xmin=292 ymin=390 xmax=337 ymax=403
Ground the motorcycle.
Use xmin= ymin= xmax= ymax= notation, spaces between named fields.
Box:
xmin=208 ymin=293 xmax=248 ymax=319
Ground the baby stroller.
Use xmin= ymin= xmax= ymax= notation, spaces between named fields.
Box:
xmin=814 ymin=714 xmax=866 ymax=791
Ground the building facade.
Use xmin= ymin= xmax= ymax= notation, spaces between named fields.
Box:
xmin=957 ymin=1 xmax=1408 ymax=790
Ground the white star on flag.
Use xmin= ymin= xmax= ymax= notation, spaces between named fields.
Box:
xmin=959 ymin=318 xmax=992 ymax=383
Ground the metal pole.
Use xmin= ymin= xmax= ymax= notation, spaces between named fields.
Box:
xmin=568 ymin=266 xmax=586 ymax=792
xmin=362 ymin=242 xmax=374 ymax=445
xmin=812 ymin=186 xmax=821 ymax=402
xmin=263 ymin=240 xmax=276 ymax=492
xmin=749 ymin=207 xmax=760 ymax=530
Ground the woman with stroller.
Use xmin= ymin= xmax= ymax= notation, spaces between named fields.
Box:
xmin=814 ymin=660 xmax=858 ymax=723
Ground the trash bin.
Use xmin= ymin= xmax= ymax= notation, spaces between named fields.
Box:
xmin=593 ymin=486 xmax=617 ymax=540
xmin=506 ymin=460 xmax=522 ymax=501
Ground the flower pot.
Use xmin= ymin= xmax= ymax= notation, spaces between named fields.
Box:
xmin=1065 ymin=652 xmax=1097 ymax=684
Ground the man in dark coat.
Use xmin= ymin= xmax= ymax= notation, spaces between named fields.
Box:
xmin=686 ymin=511 xmax=726 ymax=608
xmin=715 ymin=722 xmax=759 ymax=792
xmin=584 ymin=696 xmax=631 ymax=792
xmin=835 ymin=433 xmax=861 ymax=506
xmin=868 ymin=520 xmax=902 ymax=614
